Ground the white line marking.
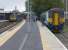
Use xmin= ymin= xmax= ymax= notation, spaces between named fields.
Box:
xmin=19 ymin=34 xmax=28 ymax=50
xmin=0 ymin=20 xmax=8 ymax=22
xmin=43 ymin=25 xmax=68 ymax=50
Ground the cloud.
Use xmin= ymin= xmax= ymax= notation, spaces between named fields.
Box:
xmin=0 ymin=0 xmax=27 ymax=11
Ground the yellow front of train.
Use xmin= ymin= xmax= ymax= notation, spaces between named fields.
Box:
xmin=9 ymin=14 xmax=16 ymax=22
xmin=48 ymin=8 xmax=64 ymax=33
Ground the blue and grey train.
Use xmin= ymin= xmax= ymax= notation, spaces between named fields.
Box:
xmin=40 ymin=8 xmax=64 ymax=33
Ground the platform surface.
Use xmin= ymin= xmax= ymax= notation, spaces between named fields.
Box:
xmin=0 ymin=20 xmax=67 ymax=50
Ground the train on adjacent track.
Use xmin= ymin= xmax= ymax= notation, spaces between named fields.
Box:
xmin=40 ymin=8 xmax=64 ymax=33
xmin=8 ymin=12 xmax=25 ymax=22
xmin=0 ymin=12 xmax=24 ymax=22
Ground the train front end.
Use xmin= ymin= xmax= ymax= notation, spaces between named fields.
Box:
xmin=48 ymin=8 xmax=64 ymax=33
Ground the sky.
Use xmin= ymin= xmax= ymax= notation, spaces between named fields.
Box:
xmin=0 ymin=0 xmax=27 ymax=12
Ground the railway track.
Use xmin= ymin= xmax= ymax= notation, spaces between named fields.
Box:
xmin=0 ymin=21 xmax=18 ymax=34
xmin=54 ymin=31 xmax=68 ymax=49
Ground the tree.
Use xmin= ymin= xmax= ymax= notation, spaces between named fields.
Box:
xmin=30 ymin=0 xmax=64 ymax=16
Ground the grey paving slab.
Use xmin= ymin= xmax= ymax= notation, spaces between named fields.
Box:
xmin=22 ymin=21 xmax=43 ymax=50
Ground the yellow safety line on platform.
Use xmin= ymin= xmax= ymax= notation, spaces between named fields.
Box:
xmin=0 ymin=20 xmax=25 ymax=47
xmin=37 ymin=21 xmax=51 ymax=50
xmin=39 ymin=28 xmax=51 ymax=50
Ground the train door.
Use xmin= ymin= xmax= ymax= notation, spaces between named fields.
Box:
xmin=51 ymin=12 xmax=61 ymax=32
xmin=52 ymin=12 xmax=60 ymax=26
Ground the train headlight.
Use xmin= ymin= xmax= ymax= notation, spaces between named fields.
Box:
xmin=60 ymin=18 xmax=65 ymax=24
xmin=48 ymin=18 xmax=52 ymax=23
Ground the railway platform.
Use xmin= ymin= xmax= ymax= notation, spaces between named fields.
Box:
xmin=37 ymin=21 xmax=67 ymax=50
xmin=0 ymin=20 xmax=67 ymax=50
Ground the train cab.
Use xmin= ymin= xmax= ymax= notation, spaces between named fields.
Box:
xmin=48 ymin=8 xmax=64 ymax=33
xmin=41 ymin=8 xmax=64 ymax=33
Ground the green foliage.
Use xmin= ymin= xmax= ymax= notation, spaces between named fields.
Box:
xmin=30 ymin=0 xmax=64 ymax=16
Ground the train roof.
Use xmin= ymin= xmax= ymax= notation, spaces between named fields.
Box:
xmin=49 ymin=8 xmax=64 ymax=11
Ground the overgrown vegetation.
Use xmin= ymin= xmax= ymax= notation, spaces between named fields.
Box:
xmin=26 ymin=0 xmax=64 ymax=17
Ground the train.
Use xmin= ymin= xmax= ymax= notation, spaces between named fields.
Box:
xmin=40 ymin=8 xmax=64 ymax=33
xmin=9 ymin=13 xmax=17 ymax=22
xmin=0 ymin=12 xmax=25 ymax=22
xmin=0 ymin=13 xmax=6 ymax=20
xmin=8 ymin=13 xmax=24 ymax=22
